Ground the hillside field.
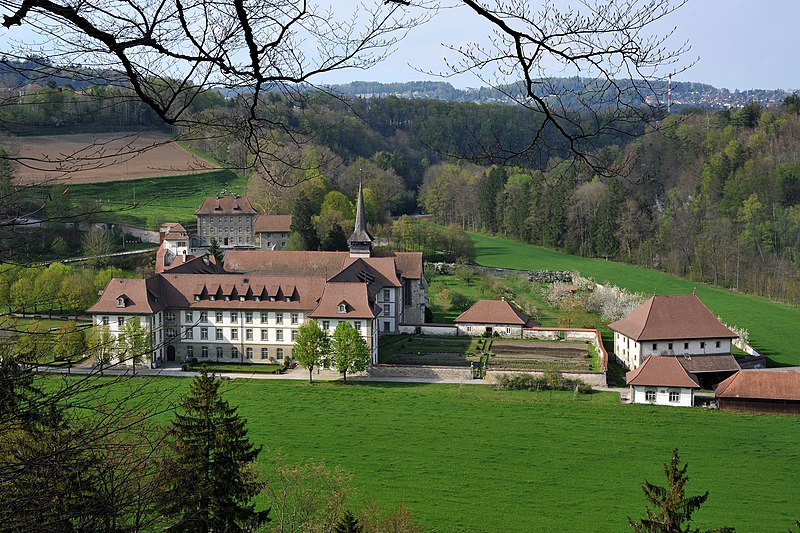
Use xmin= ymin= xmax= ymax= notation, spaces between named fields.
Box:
xmin=470 ymin=233 xmax=800 ymax=367
xmin=11 ymin=132 xmax=216 ymax=185
xmin=85 ymin=377 xmax=798 ymax=532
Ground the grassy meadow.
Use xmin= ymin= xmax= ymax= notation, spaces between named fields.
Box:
xmin=76 ymin=376 xmax=799 ymax=532
xmin=28 ymin=169 xmax=245 ymax=229
xmin=471 ymin=233 xmax=800 ymax=367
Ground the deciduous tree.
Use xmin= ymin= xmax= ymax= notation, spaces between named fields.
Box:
xmin=293 ymin=320 xmax=331 ymax=383
xmin=120 ymin=318 xmax=150 ymax=374
xmin=331 ymin=322 xmax=370 ymax=383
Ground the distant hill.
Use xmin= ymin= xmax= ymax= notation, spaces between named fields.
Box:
xmin=326 ymin=78 xmax=794 ymax=110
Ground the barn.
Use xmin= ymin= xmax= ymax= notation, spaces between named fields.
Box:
xmin=715 ymin=370 xmax=800 ymax=415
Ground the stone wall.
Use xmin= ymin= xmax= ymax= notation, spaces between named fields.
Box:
xmin=398 ymin=323 xmax=459 ymax=336
xmin=368 ymin=364 xmax=473 ymax=381
xmin=486 ymin=369 xmax=607 ymax=388
xmin=116 ymin=224 xmax=160 ymax=243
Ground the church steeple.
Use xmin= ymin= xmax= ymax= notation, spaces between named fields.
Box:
xmin=348 ymin=180 xmax=373 ymax=257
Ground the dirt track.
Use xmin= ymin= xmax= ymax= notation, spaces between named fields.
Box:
xmin=11 ymin=131 xmax=218 ymax=185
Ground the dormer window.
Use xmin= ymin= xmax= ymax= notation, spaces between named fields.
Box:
xmin=285 ymin=297 xmax=291 ymax=303
xmin=338 ymin=302 xmax=346 ymax=314
xmin=239 ymin=296 xmax=245 ymax=302
xmin=209 ymin=295 xmax=216 ymax=301
xmin=194 ymin=295 xmax=200 ymax=301
xmin=116 ymin=296 xmax=125 ymax=308
xmin=224 ymin=295 xmax=230 ymax=301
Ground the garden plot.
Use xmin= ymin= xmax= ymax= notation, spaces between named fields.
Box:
xmin=380 ymin=335 xmax=590 ymax=371
xmin=489 ymin=340 xmax=590 ymax=372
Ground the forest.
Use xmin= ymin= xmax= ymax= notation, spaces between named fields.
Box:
xmin=2 ymin=68 xmax=800 ymax=303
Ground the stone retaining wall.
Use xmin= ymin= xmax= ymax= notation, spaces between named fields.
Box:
xmin=398 ymin=323 xmax=459 ymax=336
xmin=368 ymin=364 xmax=472 ymax=380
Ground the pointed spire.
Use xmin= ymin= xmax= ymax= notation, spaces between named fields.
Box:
xmin=348 ymin=179 xmax=373 ymax=257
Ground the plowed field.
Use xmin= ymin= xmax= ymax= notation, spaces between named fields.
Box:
xmin=11 ymin=131 xmax=217 ymax=184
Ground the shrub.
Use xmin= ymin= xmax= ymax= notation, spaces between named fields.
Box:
xmin=450 ymin=292 xmax=473 ymax=312
xmin=495 ymin=372 xmax=591 ymax=393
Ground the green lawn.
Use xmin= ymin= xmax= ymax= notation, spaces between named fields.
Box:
xmin=70 ymin=377 xmax=800 ymax=532
xmin=471 ymin=233 xmax=800 ymax=367
xmin=27 ymin=169 xmax=245 ymax=229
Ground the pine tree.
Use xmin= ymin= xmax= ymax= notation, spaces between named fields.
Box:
xmin=629 ymin=448 xmax=731 ymax=533
xmin=291 ymin=195 xmax=320 ymax=250
xmin=207 ymin=238 xmax=224 ymax=262
xmin=334 ymin=510 xmax=363 ymax=533
xmin=160 ymin=370 xmax=269 ymax=532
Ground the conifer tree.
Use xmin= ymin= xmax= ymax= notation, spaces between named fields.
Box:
xmin=291 ymin=195 xmax=320 ymax=251
xmin=334 ymin=510 xmax=363 ymax=533
xmin=629 ymin=448 xmax=731 ymax=533
xmin=160 ymin=370 xmax=269 ymax=532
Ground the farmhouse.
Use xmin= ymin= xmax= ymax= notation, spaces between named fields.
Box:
xmin=454 ymin=299 xmax=539 ymax=337
xmin=625 ymin=355 xmax=700 ymax=407
xmin=89 ymin=185 xmax=426 ymax=368
xmin=715 ymin=370 xmax=800 ymax=415
xmin=609 ymin=294 xmax=739 ymax=386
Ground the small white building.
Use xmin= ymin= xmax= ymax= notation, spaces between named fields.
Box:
xmin=454 ymin=299 xmax=538 ymax=337
xmin=626 ymin=356 xmax=700 ymax=407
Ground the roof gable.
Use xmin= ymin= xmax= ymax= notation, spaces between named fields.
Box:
xmin=454 ymin=299 xmax=536 ymax=326
xmin=626 ymin=356 xmax=701 ymax=388
xmin=195 ymin=196 xmax=257 ymax=215
xmin=309 ymin=282 xmax=377 ymax=319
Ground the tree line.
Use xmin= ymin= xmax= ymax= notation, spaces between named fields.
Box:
xmin=418 ymin=98 xmax=800 ymax=303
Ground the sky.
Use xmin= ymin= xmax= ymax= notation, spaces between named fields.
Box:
xmin=0 ymin=0 xmax=796 ymax=92
xmin=315 ymin=0 xmax=800 ymax=91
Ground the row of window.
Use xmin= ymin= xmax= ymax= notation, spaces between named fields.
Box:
xmin=186 ymin=345 xmax=286 ymax=360
xmin=644 ymin=389 xmax=681 ymax=403
xmin=103 ymin=315 xmax=365 ymax=336
xmin=202 ymin=226 xmax=251 ymax=235
xmin=168 ymin=311 xmax=300 ymax=325
xmin=202 ymin=215 xmax=253 ymax=224
xmin=169 ymin=327 xmax=299 ymax=342
xmin=649 ymin=340 xmax=722 ymax=351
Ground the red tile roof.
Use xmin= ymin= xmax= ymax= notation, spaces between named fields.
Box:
xmin=224 ymin=250 xmax=348 ymax=277
xmin=626 ymin=356 xmax=701 ymax=388
xmin=454 ymin=299 xmax=537 ymax=326
xmin=157 ymin=273 xmax=327 ymax=311
xmin=380 ymin=252 xmax=424 ymax=280
xmin=678 ymin=354 xmax=740 ymax=373
xmin=333 ymin=257 xmax=401 ymax=288
xmin=609 ymin=294 xmax=735 ymax=341
xmin=308 ymin=282 xmax=378 ymax=319
xmin=715 ymin=370 xmax=800 ymax=401
xmin=224 ymin=250 xmax=424 ymax=282
xmin=87 ymin=278 xmax=165 ymax=314
xmin=254 ymin=214 xmax=292 ymax=233
xmin=195 ymin=196 xmax=257 ymax=215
